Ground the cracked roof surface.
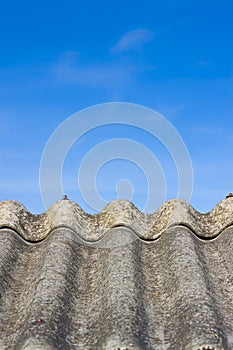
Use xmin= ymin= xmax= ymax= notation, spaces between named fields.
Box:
xmin=0 ymin=198 xmax=233 ymax=350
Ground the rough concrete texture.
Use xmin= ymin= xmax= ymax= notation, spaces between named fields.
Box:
xmin=0 ymin=199 xmax=233 ymax=349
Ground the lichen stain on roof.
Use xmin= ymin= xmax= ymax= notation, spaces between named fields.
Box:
xmin=0 ymin=198 xmax=233 ymax=349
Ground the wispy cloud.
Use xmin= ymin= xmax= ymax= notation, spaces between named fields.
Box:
xmin=110 ymin=28 xmax=155 ymax=54
xmin=52 ymin=51 xmax=144 ymax=88
xmin=0 ymin=150 xmax=32 ymax=158
xmin=0 ymin=177 xmax=39 ymax=193
xmin=0 ymin=46 xmax=155 ymax=102
xmin=192 ymin=126 xmax=230 ymax=134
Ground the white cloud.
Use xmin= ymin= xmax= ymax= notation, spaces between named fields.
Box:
xmin=52 ymin=52 xmax=139 ymax=88
xmin=192 ymin=126 xmax=230 ymax=134
xmin=110 ymin=28 xmax=155 ymax=54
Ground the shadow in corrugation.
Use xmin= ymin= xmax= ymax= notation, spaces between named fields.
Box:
xmin=1 ymin=226 xmax=233 ymax=349
xmin=133 ymin=240 xmax=152 ymax=350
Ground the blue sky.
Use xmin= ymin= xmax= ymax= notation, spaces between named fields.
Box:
xmin=0 ymin=0 xmax=233 ymax=214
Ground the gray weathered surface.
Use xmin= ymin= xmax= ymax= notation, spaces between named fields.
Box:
xmin=0 ymin=199 xmax=233 ymax=349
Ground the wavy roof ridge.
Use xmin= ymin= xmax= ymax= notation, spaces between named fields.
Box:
xmin=0 ymin=198 xmax=233 ymax=242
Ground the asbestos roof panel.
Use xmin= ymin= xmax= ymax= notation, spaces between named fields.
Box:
xmin=0 ymin=198 xmax=233 ymax=350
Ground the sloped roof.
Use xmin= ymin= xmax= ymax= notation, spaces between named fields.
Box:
xmin=0 ymin=198 xmax=233 ymax=350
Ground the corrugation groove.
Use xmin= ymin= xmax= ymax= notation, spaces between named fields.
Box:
xmin=14 ymin=229 xmax=79 ymax=350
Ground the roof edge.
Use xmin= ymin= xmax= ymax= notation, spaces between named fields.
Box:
xmin=0 ymin=198 xmax=233 ymax=242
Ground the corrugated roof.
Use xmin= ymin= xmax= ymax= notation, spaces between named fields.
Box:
xmin=0 ymin=198 xmax=233 ymax=350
